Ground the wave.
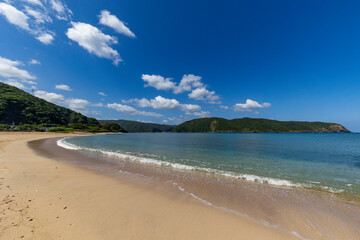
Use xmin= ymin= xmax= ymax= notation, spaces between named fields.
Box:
xmin=57 ymin=137 xmax=344 ymax=194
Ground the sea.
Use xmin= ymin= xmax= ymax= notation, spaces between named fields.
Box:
xmin=58 ymin=132 xmax=360 ymax=196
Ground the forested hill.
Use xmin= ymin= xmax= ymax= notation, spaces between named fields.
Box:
xmin=172 ymin=117 xmax=350 ymax=133
xmin=0 ymin=82 xmax=98 ymax=125
xmin=99 ymin=119 xmax=174 ymax=132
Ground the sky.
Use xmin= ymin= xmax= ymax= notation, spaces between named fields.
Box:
xmin=1 ymin=0 xmax=360 ymax=131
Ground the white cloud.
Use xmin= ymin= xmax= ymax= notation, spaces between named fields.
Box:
xmin=0 ymin=1 xmax=71 ymax=44
xmin=0 ymin=2 xmax=30 ymax=31
xmin=188 ymin=87 xmax=220 ymax=103
xmin=24 ymin=6 xmax=51 ymax=24
xmin=142 ymin=74 xmax=176 ymax=91
xmin=55 ymin=84 xmax=71 ymax=91
xmin=0 ymin=56 xmax=36 ymax=81
xmin=220 ymin=105 xmax=229 ymax=109
xmin=22 ymin=0 xmax=44 ymax=8
xmin=66 ymin=98 xmax=90 ymax=113
xmin=66 ymin=22 xmax=121 ymax=65
xmin=98 ymin=10 xmax=135 ymax=38
xmin=174 ymin=74 xmax=203 ymax=94
xmin=185 ymin=111 xmax=211 ymax=118
xmin=35 ymin=32 xmax=54 ymax=44
xmin=233 ymin=99 xmax=271 ymax=112
xmin=98 ymin=91 xmax=107 ymax=96
xmin=28 ymin=59 xmax=40 ymax=65
xmin=34 ymin=90 xmax=64 ymax=105
xmin=130 ymin=96 xmax=201 ymax=112
xmin=107 ymin=103 xmax=162 ymax=118
xmin=49 ymin=0 xmax=71 ymax=20
xmin=2 ymin=79 xmax=26 ymax=89
xmin=34 ymin=89 xmax=94 ymax=114
xmin=141 ymin=74 xmax=220 ymax=103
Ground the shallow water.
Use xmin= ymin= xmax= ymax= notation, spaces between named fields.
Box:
xmin=62 ymin=133 xmax=360 ymax=195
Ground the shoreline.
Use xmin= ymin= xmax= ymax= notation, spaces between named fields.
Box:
xmin=31 ymin=135 xmax=360 ymax=239
xmin=0 ymin=132 xmax=304 ymax=239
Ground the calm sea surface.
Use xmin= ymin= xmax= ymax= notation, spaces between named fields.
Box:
xmin=61 ymin=133 xmax=360 ymax=195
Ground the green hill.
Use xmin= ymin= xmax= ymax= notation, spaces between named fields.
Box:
xmin=172 ymin=117 xmax=350 ymax=133
xmin=0 ymin=82 xmax=98 ymax=126
xmin=99 ymin=119 xmax=174 ymax=132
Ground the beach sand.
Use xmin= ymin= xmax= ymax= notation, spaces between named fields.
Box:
xmin=0 ymin=132 xmax=301 ymax=239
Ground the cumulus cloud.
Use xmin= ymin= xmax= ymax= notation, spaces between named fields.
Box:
xmin=107 ymin=103 xmax=162 ymax=118
xmin=55 ymin=84 xmax=71 ymax=91
xmin=98 ymin=10 xmax=135 ymax=38
xmin=66 ymin=98 xmax=90 ymax=113
xmin=66 ymin=22 xmax=121 ymax=65
xmin=34 ymin=90 xmax=64 ymax=105
xmin=233 ymin=99 xmax=271 ymax=112
xmin=174 ymin=74 xmax=203 ymax=94
xmin=34 ymin=89 xmax=94 ymax=114
xmin=36 ymin=32 xmax=54 ymax=44
xmin=188 ymin=87 xmax=220 ymax=103
xmin=129 ymin=96 xmax=201 ymax=112
xmin=141 ymin=74 xmax=220 ymax=103
xmin=0 ymin=56 xmax=36 ymax=81
xmin=98 ymin=91 xmax=107 ymax=96
xmin=142 ymin=74 xmax=176 ymax=91
xmin=0 ymin=2 xmax=30 ymax=31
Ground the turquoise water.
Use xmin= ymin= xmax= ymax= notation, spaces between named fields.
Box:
xmin=60 ymin=133 xmax=360 ymax=195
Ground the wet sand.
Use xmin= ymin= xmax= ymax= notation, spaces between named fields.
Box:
xmin=1 ymin=132 xmax=360 ymax=239
xmin=0 ymin=132 xmax=301 ymax=240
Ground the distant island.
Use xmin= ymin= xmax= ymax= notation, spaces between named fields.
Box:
xmin=0 ymin=82 xmax=350 ymax=133
xmin=171 ymin=117 xmax=350 ymax=133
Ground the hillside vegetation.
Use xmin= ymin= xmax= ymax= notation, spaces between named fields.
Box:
xmin=172 ymin=117 xmax=350 ymax=133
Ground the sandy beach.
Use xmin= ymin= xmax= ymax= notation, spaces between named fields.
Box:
xmin=0 ymin=132 xmax=304 ymax=240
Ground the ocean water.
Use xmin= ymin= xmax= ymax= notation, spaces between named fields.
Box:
xmin=59 ymin=133 xmax=360 ymax=196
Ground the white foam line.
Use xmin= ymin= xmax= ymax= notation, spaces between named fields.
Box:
xmin=57 ymin=137 xmax=81 ymax=150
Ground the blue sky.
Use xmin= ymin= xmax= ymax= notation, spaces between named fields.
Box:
xmin=1 ymin=0 xmax=360 ymax=131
